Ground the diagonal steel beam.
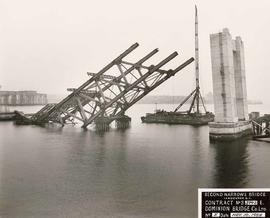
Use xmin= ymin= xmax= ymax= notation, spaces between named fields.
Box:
xmin=37 ymin=43 xmax=139 ymax=122
xmin=81 ymin=51 xmax=178 ymax=128
xmin=28 ymin=43 xmax=194 ymax=130
xmin=116 ymin=57 xmax=195 ymax=115
xmin=100 ymin=48 xmax=159 ymax=93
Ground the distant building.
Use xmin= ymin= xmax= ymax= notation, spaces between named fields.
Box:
xmin=0 ymin=90 xmax=47 ymax=105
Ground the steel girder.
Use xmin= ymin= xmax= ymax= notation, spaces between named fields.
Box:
xmin=32 ymin=43 xmax=194 ymax=128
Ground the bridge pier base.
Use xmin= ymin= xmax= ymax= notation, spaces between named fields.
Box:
xmin=115 ymin=116 xmax=131 ymax=129
xmin=209 ymin=121 xmax=252 ymax=141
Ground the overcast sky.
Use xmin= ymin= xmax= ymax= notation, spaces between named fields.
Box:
xmin=0 ymin=0 xmax=269 ymax=103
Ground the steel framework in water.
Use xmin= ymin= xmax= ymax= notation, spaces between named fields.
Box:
xmin=28 ymin=43 xmax=194 ymax=129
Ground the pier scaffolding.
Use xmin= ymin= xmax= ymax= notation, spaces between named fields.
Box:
xmin=16 ymin=43 xmax=194 ymax=130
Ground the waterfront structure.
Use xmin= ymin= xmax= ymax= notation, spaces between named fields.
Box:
xmin=0 ymin=91 xmax=47 ymax=105
xmin=209 ymin=28 xmax=251 ymax=140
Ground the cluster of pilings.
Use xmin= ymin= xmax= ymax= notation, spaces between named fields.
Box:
xmin=94 ymin=115 xmax=131 ymax=131
xmin=94 ymin=117 xmax=111 ymax=131
xmin=115 ymin=115 xmax=131 ymax=129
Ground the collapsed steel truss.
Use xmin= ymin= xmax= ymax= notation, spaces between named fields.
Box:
xmin=30 ymin=43 xmax=194 ymax=128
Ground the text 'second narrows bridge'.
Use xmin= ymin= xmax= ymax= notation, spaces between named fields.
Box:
xmin=16 ymin=43 xmax=194 ymax=130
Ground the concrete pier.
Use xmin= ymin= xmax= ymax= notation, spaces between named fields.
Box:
xmin=209 ymin=28 xmax=251 ymax=141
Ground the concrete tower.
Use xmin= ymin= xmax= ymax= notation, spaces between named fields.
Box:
xmin=233 ymin=36 xmax=249 ymax=121
xmin=209 ymin=28 xmax=251 ymax=141
xmin=210 ymin=28 xmax=238 ymax=122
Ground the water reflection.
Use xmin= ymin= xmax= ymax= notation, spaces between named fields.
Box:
xmin=210 ymin=138 xmax=250 ymax=188
xmin=1 ymin=106 xmax=269 ymax=218
xmin=191 ymin=126 xmax=214 ymax=187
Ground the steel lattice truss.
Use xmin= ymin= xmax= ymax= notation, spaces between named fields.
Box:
xmin=31 ymin=43 xmax=194 ymax=128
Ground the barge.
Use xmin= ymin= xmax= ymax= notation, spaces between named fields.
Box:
xmin=141 ymin=110 xmax=214 ymax=125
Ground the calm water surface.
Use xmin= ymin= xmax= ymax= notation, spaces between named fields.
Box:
xmin=0 ymin=104 xmax=270 ymax=218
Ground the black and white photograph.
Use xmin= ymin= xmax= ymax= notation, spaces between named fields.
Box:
xmin=0 ymin=0 xmax=270 ymax=217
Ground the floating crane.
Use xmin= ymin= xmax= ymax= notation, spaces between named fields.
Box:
xmin=174 ymin=5 xmax=206 ymax=114
xmin=141 ymin=6 xmax=214 ymax=125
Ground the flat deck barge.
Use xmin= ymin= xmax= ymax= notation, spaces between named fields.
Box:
xmin=141 ymin=110 xmax=214 ymax=125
